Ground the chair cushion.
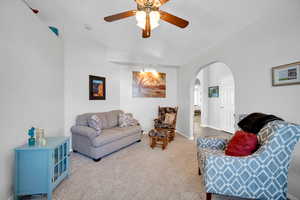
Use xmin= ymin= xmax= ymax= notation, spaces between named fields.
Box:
xmin=164 ymin=113 xmax=176 ymax=125
xmin=225 ymin=131 xmax=258 ymax=157
xmin=92 ymin=125 xmax=141 ymax=147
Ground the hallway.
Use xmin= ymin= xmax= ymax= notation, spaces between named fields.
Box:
xmin=193 ymin=115 xmax=231 ymax=139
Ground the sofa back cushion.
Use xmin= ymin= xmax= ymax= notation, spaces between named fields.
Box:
xmin=106 ymin=110 xmax=123 ymax=128
xmin=76 ymin=110 xmax=123 ymax=129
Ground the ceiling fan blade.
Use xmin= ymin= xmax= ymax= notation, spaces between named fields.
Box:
xmin=143 ymin=13 xmax=151 ymax=38
xmin=104 ymin=10 xmax=136 ymax=22
xmin=159 ymin=10 xmax=189 ymax=28
xmin=159 ymin=0 xmax=171 ymax=5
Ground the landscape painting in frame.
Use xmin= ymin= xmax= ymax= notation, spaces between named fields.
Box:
xmin=208 ymin=86 xmax=219 ymax=98
xmin=132 ymin=71 xmax=166 ymax=98
xmin=89 ymin=75 xmax=106 ymax=100
xmin=272 ymin=62 xmax=300 ymax=86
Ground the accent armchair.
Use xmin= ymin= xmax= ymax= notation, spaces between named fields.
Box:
xmin=197 ymin=120 xmax=300 ymax=200
xmin=154 ymin=106 xmax=178 ymax=141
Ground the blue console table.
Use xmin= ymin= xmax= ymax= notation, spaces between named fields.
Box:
xmin=14 ymin=137 xmax=70 ymax=200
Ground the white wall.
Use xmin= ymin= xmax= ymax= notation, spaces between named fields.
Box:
xmin=0 ymin=0 xmax=64 ymax=199
xmin=120 ymin=66 xmax=178 ymax=132
xmin=177 ymin=7 xmax=300 ymax=198
xmin=64 ymin=36 xmax=178 ymax=135
xmin=64 ymin=37 xmax=121 ymax=136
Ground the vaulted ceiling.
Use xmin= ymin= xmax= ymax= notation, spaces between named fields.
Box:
xmin=28 ymin=0 xmax=296 ymax=66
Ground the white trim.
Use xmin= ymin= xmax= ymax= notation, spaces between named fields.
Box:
xmin=176 ymin=130 xmax=194 ymax=140
xmin=200 ymin=124 xmax=234 ymax=134
xmin=8 ymin=195 xmax=13 ymax=200
xmin=288 ymin=193 xmax=299 ymax=200
xmin=200 ymin=124 xmax=222 ymax=131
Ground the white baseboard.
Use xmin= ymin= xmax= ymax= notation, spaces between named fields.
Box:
xmin=176 ymin=130 xmax=194 ymax=140
xmin=288 ymin=193 xmax=299 ymax=200
xmin=200 ymin=124 xmax=222 ymax=131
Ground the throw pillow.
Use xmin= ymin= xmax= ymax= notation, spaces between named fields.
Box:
xmin=225 ymin=131 xmax=258 ymax=157
xmin=119 ymin=113 xmax=138 ymax=128
xmin=164 ymin=113 xmax=176 ymax=125
xmin=87 ymin=115 xmax=102 ymax=135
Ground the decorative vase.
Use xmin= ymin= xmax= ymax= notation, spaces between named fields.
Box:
xmin=28 ymin=127 xmax=36 ymax=146
xmin=28 ymin=136 xmax=35 ymax=146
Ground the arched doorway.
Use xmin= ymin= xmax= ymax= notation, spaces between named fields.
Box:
xmin=191 ymin=62 xmax=235 ymax=139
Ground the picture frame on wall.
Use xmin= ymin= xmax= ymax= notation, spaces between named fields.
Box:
xmin=272 ymin=62 xmax=300 ymax=86
xmin=208 ymin=86 xmax=219 ymax=98
xmin=89 ymin=75 xmax=106 ymax=100
xmin=132 ymin=71 xmax=166 ymax=98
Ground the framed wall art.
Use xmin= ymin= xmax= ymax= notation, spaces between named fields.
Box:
xmin=132 ymin=71 xmax=166 ymax=98
xmin=208 ymin=86 xmax=219 ymax=98
xmin=89 ymin=75 xmax=106 ymax=100
xmin=272 ymin=62 xmax=300 ymax=86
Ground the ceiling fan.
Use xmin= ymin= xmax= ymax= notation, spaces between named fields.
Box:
xmin=104 ymin=0 xmax=189 ymax=38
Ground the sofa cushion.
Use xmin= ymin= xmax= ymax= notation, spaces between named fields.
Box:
xmin=119 ymin=113 xmax=139 ymax=127
xmin=92 ymin=125 xmax=141 ymax=147
xmin=87 ymin=115 xmax=102 ymax=134
xmin=71 ymin=125 xmax=99 ymax=140
xmin=105 ymin=110 xmax=123 ymax=128
xmin=76 ymin=111 xmax=123 ymax=129
xmin=76 ymin=112 xmax=107 ymax=128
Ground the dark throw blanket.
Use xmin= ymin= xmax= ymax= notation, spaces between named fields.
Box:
xmin=238 ymin=113 xmax=283 ymax=134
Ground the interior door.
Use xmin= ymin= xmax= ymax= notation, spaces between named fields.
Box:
xmin=220 ymin=79 xmax=235 ymax=133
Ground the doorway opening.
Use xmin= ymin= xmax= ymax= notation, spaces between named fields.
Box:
xmin=192 ymin=62 xmax=235 ymax=139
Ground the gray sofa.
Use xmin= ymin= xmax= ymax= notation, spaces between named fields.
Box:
xmin=71 ymin=110 xmax=142 ymax=161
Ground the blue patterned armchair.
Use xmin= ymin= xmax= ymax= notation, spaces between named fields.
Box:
xmin=197 ymin=120 xmax=300 ymax=200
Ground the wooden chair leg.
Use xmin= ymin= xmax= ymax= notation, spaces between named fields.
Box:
xmin=198 ymin=168 xmax=201 ymax=175
xmin=206 ymin=193 xmax=212 ymax=200
xmin=162 ymin=137 xmax=168 ymax=150
xmin=150 ymin=137 xmax=156 ymax=149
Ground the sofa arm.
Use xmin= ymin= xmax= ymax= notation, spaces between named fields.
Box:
xmin=197 ymin=136 xmax=230 ymax=150
xmin=71 ymin=126 xmax=99 ymax=140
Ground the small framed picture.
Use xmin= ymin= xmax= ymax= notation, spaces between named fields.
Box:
xmin=272 ymin=62 xmax=300 ymax=86
xmin=89 ymin=75 xmax=106 ymax=100
xmin=208 ymin=86 xmax=219 ymax=98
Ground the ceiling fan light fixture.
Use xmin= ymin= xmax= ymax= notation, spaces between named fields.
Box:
xmin=136 ymin=11 xmax=160 ymax=30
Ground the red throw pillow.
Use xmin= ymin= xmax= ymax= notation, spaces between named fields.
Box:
xmin=225 ymin=131 xmax=258 ymax=157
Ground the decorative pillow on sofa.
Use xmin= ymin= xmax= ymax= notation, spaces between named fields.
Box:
xmin=87 ymin=115 xmax=102 ymax=135
xmin=225 ymin=131 xmax=258 ymax=157
xmin=119 ymin=113 xmax=138 ymax=128
xmin=164 ymin=113 xmax=176 ymax=125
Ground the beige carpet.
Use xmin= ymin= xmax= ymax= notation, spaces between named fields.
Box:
xmin=49 ymin=134 xmax=245 ymax=200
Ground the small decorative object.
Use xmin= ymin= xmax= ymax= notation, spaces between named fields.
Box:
xmin=208 ymin=86 xmax=219 ymax=98
xmin=28 ymin=127 xmax=36 ymax=146
xmin=132 ymin=70 xmax=166 ymax=98
xmin=272 ymin=61 xmax=300 ymax=86
xmin=36 ymin=128 xmax=45 ymax=146
xmin=49 ymin=26 xmax=59 ymax=36
xmin=89 ymin=75 xmax=106 ymax=100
